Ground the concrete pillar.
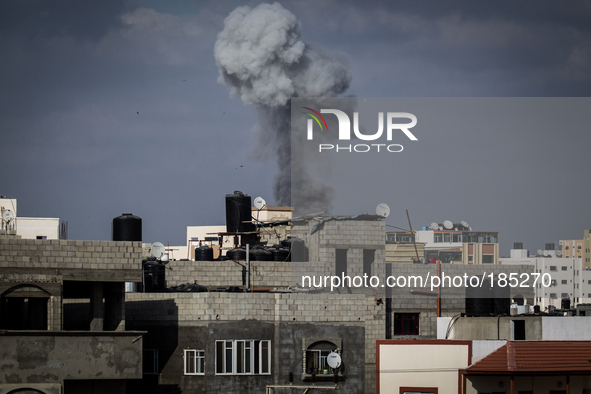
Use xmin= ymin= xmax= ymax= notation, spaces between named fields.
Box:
xmin=90 ymin=282 xmax=104 ymax=331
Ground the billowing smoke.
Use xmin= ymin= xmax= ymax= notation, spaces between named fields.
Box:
xmin=214 ymin=2 xmax=351 ymax=211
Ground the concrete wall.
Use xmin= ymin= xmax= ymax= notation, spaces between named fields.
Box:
xmin=125 ymin=292 xmax=366 ymax=393
xmin=0 ymin=332 xmax=143 ymax=385
xmin=0 ymin=239 xmax=142 ymax=282
xmin=377 ymin=340 xmax=471 ymax=394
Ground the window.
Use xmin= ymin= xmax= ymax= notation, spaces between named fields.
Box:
xmin=550 ymin=266 xmax=557 ymax=271
xmin=36 ymin=236 xmax=47 ymax=240
xmin=303 ymin=339 xmax=342 ymax=379
xmin=512 ymin=320 xmax=525 ymax=340
xmin=394 ymin=313 xmax=419 ymax=335
xmin=215 ymin=340 xmax=270 ymax=375
xmin=434 ymin=234 xmax=442 ymax=243
xmin=144 ymin=349 xmax=159 ymax=375
xmin=561 ymin=293 xmax=569 ymax=298
xmin=550 ymin=293 xmax=557 ymax=299
xmin=562 ymin=266 xmax=568 ymax=271
xmin=363 ymin=249 xmax=375 ymax=277
xmin=443 ymin=233 xmax=451 ymax=243
xmin=335 ymin=249 xmax=348 ymax=278
xmin=562 ymin=280 xmax=568 ymax=285
xmin=401 ymin=388 xmax=438 ymax=394
xmin=184 ymin=349 xmax=205 ymax=375
xmin=482 ymin=255 xmax=494 ymax=264
xmin=452 ymin=234 xmax=462 ymax=242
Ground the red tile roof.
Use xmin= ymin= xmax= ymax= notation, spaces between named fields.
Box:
xmin=464 ymin=341 xmax=591 ymax=375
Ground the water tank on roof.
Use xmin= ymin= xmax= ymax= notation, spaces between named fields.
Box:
xmin=143 ymin=260 xmax=165 ymax=292
xmin=112 ymin=213 xmax=142 ymax=242
xmin=227 ymin=247 xmax=247 ymax=261
xmin=195 ymin=245 xmax=214 ymax=261
xmin=225 ymin=191 xmax=254 ymax=234
xmin=250 ymin=247 xmax=273 ymax=261
xmin=514 ymin=242 xmax=523 ymax=249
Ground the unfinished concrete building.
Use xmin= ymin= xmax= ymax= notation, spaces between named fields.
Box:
xmin=0 ymin=237 xmax=144 ymax=394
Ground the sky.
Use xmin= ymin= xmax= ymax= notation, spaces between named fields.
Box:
xmin=1 ymin=0 xmax=590 ymax=255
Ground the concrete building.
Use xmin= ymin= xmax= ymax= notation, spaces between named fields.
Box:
xmin=1 ymin=197 xmax=60 ymax=240
xmin=500 ymin=256 xmax=591 ymax=309
xmin=387 ymin=225 xmax=500 ymax=265
xmin=0 ymin=236 xmax=144 ymax=393
xmin=561 ymin=229 xmax=591 ymax=268
xmin=376 ymin=340 xmax=472 ymax=394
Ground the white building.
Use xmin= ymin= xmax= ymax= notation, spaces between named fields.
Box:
xmin=500 ymin=255 xmax=591 ymax=309
xmin=1 ymin=197 xmax=59 ymax=240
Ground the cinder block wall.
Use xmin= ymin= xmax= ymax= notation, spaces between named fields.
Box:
xmin=0 ymin=239 xmax=142 ymax=271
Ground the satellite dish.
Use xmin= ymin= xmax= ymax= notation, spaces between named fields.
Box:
xmin=326 ymin=352 xmax=342 ymax=369
xmin=151 ymin=242 xmax=165 ymax=259
xmin=443 ymin=220 xmax=453 ymax=230
xmin=2 ymin=210 xmax=14 ymax=222
xmin=543 ymin=250 xmax=549 ymax=257
xmin=537 ymin=249 xmax=543 ymax=256
xmin=376 ymin=203 xmax=390 ymax=218
xmin=556 ymin=250 xmax=563 ymax=257
xmin=430 ymin=222 xmax=439 ymax=230
xmin=460 ymin=221 xmax=469 ymax=228
xmin=254 ymin=196 xmax=266 ymax=210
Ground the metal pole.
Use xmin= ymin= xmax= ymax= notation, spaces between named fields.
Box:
xmin=246 ymin=243 xmax=250 ymax=292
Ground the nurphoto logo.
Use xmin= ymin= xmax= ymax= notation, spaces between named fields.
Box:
xmin=302 ymin=107 xmax=418 ymax=153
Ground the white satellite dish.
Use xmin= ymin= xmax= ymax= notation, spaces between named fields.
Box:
xmin=430 ymin=222 xmax=439 ymax=230
xmin=2 ymin=210 xmax=14 ymax=222
xmin=443 ymin=220 xmax=453 ymax=230
xmin=537 ymin=249 xmax=544 ymax=256
xmin=326 ymin=352 xmax=342 ymax=369
xmin=151 ymin=242 xmax=165 ymax=259
xmin=376 ymin=203 xmax=390 ymax=218
xmin=460 ymin=221 xmax=469 ymax=228
xmin=556 ymin=250 xmax=563 ymax=257
xmin=543 ymin=250 xmax=549 ymax=257
xmin=254 ymin=196 xmax=266 ymax=210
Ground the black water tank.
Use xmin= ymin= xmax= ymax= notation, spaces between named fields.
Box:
xmin=225 ymin=191 xmax=254 ymax=233
xmin=112 ymin=213 xmax=142 ymax=241
xmin=465 ymin=279 xmax=494 ymax=316
xmin=562 ymin=298 xmax=571 ymax=309
xmin=545 ymin=243 xmax=555 ymax=250
xmin=143 ymin=261 xmax=165 ymax=292
xmin=250 ymin=248 xmax=273 ymax=261
xmin=195 ymin=246 xmax=214 ymax=261
xmin=514 ymin=242 xmax=523 ymax=249
xmin=281 ymin=237 xmax=308 ymax=262
xmin=227 ymin=247 xmax=247 ymax=261
xmin=269 ymin=244 xmax=290 ymax=262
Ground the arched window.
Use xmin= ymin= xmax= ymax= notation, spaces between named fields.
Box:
xmin=1 ymin=284 xmax=50 ymax=330
xmin=303 ymin=339 xmax=341 ymax=379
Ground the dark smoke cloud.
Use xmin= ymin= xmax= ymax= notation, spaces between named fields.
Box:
xmin=214 ymin=2 xmax=351 ymax=209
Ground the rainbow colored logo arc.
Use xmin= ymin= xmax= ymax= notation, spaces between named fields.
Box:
xmin=302 ymin=107 xmax=328 ymax=131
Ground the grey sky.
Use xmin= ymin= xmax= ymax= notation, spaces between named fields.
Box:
xmin=1 ymin=0 xmax=590 ymax=255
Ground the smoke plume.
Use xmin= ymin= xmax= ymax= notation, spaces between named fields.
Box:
xmin=214 ymin=2 xmax=351 ymax=210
